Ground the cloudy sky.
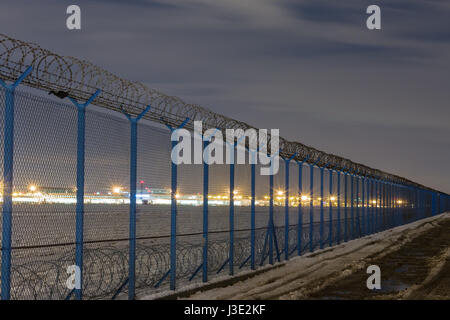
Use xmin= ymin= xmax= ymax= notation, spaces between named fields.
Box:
xmin=1 ymin=0 xmax=449 ymax=193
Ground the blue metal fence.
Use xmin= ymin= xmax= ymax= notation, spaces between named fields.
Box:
xmin=0 ymin=71 xmax=449 ymax=300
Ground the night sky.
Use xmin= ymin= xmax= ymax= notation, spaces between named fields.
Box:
xmin=1 ymin=0 xmax=449 ymax=193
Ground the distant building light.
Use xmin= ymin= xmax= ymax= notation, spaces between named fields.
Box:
xmin=112 ymin=186 xmax=122 ymax=194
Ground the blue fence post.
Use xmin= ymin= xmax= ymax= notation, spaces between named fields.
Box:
xmin=328 ymin=167 xmax=333 ymax=247
xmin=0 ymin=66 xmax=32 ymax=300
xmin=397 ymin=185 xmax=403 ymax=226
xmin=297 ymin=162 xmax=303 ymax=255
xmin=309 ymin=163 xmax=314 ymax=252
xmin=361 ymin=175 xmax=366 ymax=236
xmin=250 ymin=161 xmax=256 ymax=269
xmin=229 ymin=158 xmax=235 ymax=275
xmin=371 ymin=178 xmax=374 ymax=232
xmin=381 ymin=180 xmax=385 ymax=230
xmin=399 ymin=186 xmax=404 ymax=224
xmin=389 ymin=182 xmax=393 ymax=227
xmin=386 ymin=181 xmax=389 ymax=228
xmin=350 ymin=171 xmax=354 ymax=239
xmin=431 ymin=192 xmax=437 ymax=216
xmin=67 ymin=89 xmax=101 ymax=300
xmin=283 ymin=153 xmax=296 ymax=260
xmin=391 ymin=182 xmax=395 ymax=227
xmin=296 ymin=156 xmax=309 ymax=255
xmin=378 ymin=180 xmax=381 ymax=230
xmin=121 ymin=105 xmax=151 ymax=300
xmin=344 ymin=171 xmax=348 ymax=242
xmin=385 ymin=181 xmax=388 ymax=227
xmin=372 ymin=177 xmax=375 ymax=229
xmin=319 ymin=165 xmax=325 ymax=249
xmin=367 ymin=178 xmax=370 ymax=232
xmin=250 ymin=149 xmax=256 ymax=270
xmin=203 ymin=139 xmax=209 ymax=282
xmin=379 ymin=181 xmax=382 ymax=228
xmin=394 ymin=183 xmax=398 ymax=225
xmin=369 ymin=179 xmax=373 ymax=232
xmin=355 ymin=173 xmax=360 ymax=238
xmin=308 ymin=158 xmax=320 ymax=252
xmin=284 ymin=159 xmax=289 ymax=260
xmin=170 ymin=137 xmax=178 ymax=287
xmin=394 ymin=184 xmax=398 ymax=226
xmin=388 ymin=182 xmax=392 ymax=226
xmin=373 ymin=179 xmax=376 ymax=231
xmin=394 ymin=182 xmax=397 ymax=226
xmin=336 ymin=168 xmax=344 ymax=244
xmin=161 ymin=117 xmax=189 ymax=290
xmin=269 ymin=171 xmax=274 ymax=264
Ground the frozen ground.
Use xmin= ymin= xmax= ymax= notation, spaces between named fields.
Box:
xmin=158 ymin=212 xmax=450 ymax=300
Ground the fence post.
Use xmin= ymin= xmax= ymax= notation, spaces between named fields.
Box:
xmin=392 ymin=182 xmax=395 ymax=227
xmin=269 ymin=170 xmax=274 ymax=264
xmin=336 ymin=168 xmax=343 ymax=244
xmin=344 ymin=171 xmax=348 ymax=242
xmin=161 ymin=117 xmax=189 ymax=290
xmin=382 ymin=181 xmax=385 ymax=230
xmin=121 ymin=105 xmax=151 ymax=300
xmin=229 ymin=158 xmax=235 ymax=275
xmin=361 ymin=175 xmax=365 ymax=236
xmin=170 ymin=136 xmax=178 ymax=288
xmin=202 ymin=139 xmax=209 ymax=281
xmin=319 ymin=166 xmax=325 ymax=249
xmin=350 ymin=172 xmax=354 ymax=239
xmin=283 ymin=153 xmax=296 ymax=260
xmin=388 ymin=182 xmax=392 ymax=227
xmin=431 ymin=192 xmax=437 ymax=216
xmin=0 ymin=66 xmax=32 ymax=300
xmin=395 ymin=184 xmax=398 ymax=226
xmin=328 ymin=167 xmax=333 ymax=247
xmin=372 ymin=177 xmax=375 ymax=229
xmin=369 ymin=178 xmax=372 ymax=231
xmin=67 ymin=89 xmax=101 ymax=300
xmin=296 ymin=157 xmax=308 ymax=256
xmin=371 ymin=179 xmax=375 ymax=232
xmin=355 ymin=173 xmax=359 ymax=238
xmin=250 ymin=151 xmax=256 ymax=270
xmin=378 ymin=180 xmax=381 ymax=230
xmin=309 ymin=158 xmax=320 ymax=252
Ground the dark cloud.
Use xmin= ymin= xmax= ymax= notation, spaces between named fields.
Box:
xmin=282 ymin=0 xmax=363 ymax=25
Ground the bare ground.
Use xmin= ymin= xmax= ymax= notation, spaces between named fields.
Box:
xmin=182 ymin=212 xmax=450 ymax=300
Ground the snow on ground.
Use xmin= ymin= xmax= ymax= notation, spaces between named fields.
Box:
xmin=147 ymin=212 xmax=450 ymax=300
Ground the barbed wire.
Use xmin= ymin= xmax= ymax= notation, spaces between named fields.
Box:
xmin=9 ymin=222 xmax=342 ymax=299
xmin=0 ymin=33 xmax=440 ymax=192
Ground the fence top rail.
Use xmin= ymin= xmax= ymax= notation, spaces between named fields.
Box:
xmin=0 ymin=33 xmax=446 ymax=195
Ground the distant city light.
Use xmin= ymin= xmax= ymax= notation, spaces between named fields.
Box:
xmin=112 ymin=186 xmax=122 ymax=194
xmin=301 ymin=195 xmax=309 ymax=201
xmin=277 ymin=190 xmax=284 ymax=196
xmin=330 ymin=196 xmax=336 ymax=201
xmin=28 ymin=185 xmax=37 ymax=192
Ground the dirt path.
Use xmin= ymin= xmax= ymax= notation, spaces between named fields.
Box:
xmin=306 ymin=216 xmax=450 ymax=300
xmin=183 ymin=212 xmax=450 ymax=300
